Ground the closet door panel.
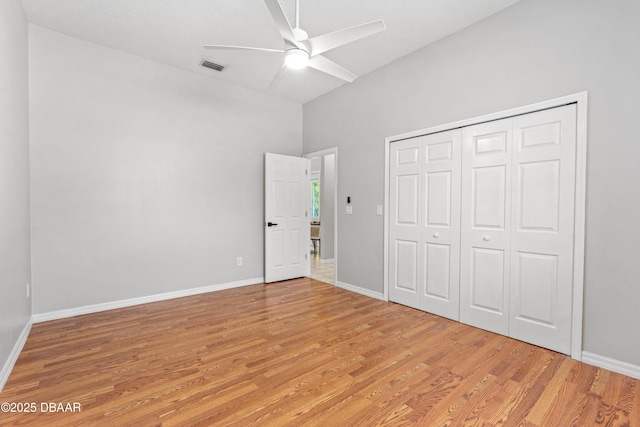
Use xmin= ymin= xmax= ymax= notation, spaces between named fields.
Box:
xmin=472 ymin=166 xmax=507 ymax=229
xmin=424 ymin=243 xmax=450 ymax=299
xmin=389 ymin=138 xmax=422 ymax=310
xmin=425 ymin=171 xmax=451 ymax=227
xmin=395 ymin=240 xmax=418 ymax=292
xmin=460 ymin=119 xmax=512 ymax=336
xmin=396 ymin=174 xmax=419 ymax=225
xmin=420 ymin=130 xmax=461 ymax=320
xmin=514 ymin=252 xmax=557 ymax=324
xmin=470 ymin=247 xmax=506 ymax=313
xmin=518 ymin=160 xmax=560 ymax=232
xmin=509 ymin=104 xmax=577 ymax=354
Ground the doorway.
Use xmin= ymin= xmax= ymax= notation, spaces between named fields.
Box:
xmin=304 ymin=148 xmax=338 ymax=285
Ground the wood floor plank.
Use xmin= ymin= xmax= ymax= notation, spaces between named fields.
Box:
xmin=1 ymin=278 xmax=638 ymax=426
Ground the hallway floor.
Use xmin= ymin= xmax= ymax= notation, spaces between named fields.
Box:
xmin=309 ymin=247 xmax=334 ymax=285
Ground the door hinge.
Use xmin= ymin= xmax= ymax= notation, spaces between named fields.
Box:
xmin=305 ymin=211 xmax=308 ymax=217
xmin=305 ymin=253 xmax=308 ymax=259
xmin=305 ymin=169 xmax=308 ymax=175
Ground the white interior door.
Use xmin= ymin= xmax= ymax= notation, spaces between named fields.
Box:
xmin=389 ymin=130 xmax=461 ymax=320
xmin=508 ymin=104 xmax=577 ymax=354
xmin=460 ymin=119 xmax=513 ymax=336
xmin=264 ymin=153 xmax=310 ymax=283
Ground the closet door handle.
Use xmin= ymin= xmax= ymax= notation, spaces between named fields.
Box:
xmin=483 ymin=236 xmax=491 ymax=242
xmin=433 ymin=232 xmax=439 ymax=238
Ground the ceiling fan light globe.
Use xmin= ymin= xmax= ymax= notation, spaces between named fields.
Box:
xmin=284 ymin=49 xmax=310 ymax=69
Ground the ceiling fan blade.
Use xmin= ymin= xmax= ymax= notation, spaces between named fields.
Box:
xmin=308 ymin=55 xmax=357 ymax=83
xmin=269 ymin=62 xmax=288 ymax=87
xmin=204 ymin=45 xmax=284 ymax=53
xmin=263 ymin=0 xmax=297 ymax=44
xmin=306 ymin=20 xmax=386 ymax=57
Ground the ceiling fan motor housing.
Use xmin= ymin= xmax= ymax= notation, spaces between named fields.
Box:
xmin=284 ymin=48 xmax=310 ymax=69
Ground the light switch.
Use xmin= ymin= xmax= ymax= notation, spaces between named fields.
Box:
xmin=376 ymin=205 xmax=383 ymax=216
xmin=346 ymin=206 xmax=353 ymax=215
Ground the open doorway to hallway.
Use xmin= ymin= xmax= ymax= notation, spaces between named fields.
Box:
xmin=309 ymin=249 xmax=334 ymax=284
xmin=304 ymin=148 xmax=337 ymax=285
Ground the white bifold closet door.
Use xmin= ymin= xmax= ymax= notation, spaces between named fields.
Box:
xmin=508 ymin=105 xmax=576 ymax=354
xmin=460 ymin=104 xmax=577 ymax=354
xmin=389 ymin=130 xmax=462 ymax=320
xmin=389 ymin=104 xmax=577 ymax=355
xmin=459 ymin=118 xmax=513 ymax=336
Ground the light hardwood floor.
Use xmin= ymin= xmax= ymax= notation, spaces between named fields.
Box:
xmin=1 ymin=278 xmax=638 ymax=426
xmin=309 ymin=249 xmax=334 ymax=285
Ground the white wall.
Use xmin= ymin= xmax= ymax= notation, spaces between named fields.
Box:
xmin=0 ymin=0 xmax=32 ymax=385
xmin=303 ymin=0 xmax=640 ymax=366
xmin=29 ymin=26 xmax=302 ymax=314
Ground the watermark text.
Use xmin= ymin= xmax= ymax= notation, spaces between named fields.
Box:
xmin=1 ymin=402 xmax=82 ymax=413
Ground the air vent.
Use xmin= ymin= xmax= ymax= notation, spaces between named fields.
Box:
xmin=200 ymin=60 xmax=225 ymax=72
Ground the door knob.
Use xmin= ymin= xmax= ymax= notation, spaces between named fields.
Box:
xmin=267 ymin=222 xmax=278 ymax=227
xmin=433 ymin=232 xmax=439 ymax=238
xmin=483 ymin=236 xmax=491 ymax=241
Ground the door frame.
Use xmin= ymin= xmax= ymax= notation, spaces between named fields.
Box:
xmin=304 ymin=147 xmax=339 ymax=286
xmin=383 ymin=92 xmax=588 ymax=360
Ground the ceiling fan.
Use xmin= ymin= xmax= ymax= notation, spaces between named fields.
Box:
xmin=204 ymin=0 xmax=386 ymax=85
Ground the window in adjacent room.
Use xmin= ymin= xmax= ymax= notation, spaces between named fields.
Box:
xmin=311 ymin=180 xmax=320 ymax=220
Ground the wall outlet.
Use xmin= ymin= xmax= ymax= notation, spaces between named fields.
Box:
xmin=376 ymin=205 xmax=383 ymax=216
xmin=237 ymin=257 xmax=243 ymax=266
xmin=26 ymin=282 xmax=30 ymax=298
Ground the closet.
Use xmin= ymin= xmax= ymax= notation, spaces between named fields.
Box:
xmin=388 ymin=103 xmax=578 ymax=355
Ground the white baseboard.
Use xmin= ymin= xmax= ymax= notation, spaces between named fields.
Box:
xmin=582 ymin=351 xmax=640 ymax=379
xmin=336 ymin=281 xmax=385 ymax=301
xmin=0 ymin=320 xmax=32 ymax=392
xmin=32 ymin=277 xmax=264 ymax=323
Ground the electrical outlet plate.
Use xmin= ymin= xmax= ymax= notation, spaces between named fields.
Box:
xmin=237 ymin=257 xmax=243 ymax=266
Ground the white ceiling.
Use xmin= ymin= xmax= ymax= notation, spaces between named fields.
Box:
xmin=21 ymin=0 xmax=521 ymax=104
